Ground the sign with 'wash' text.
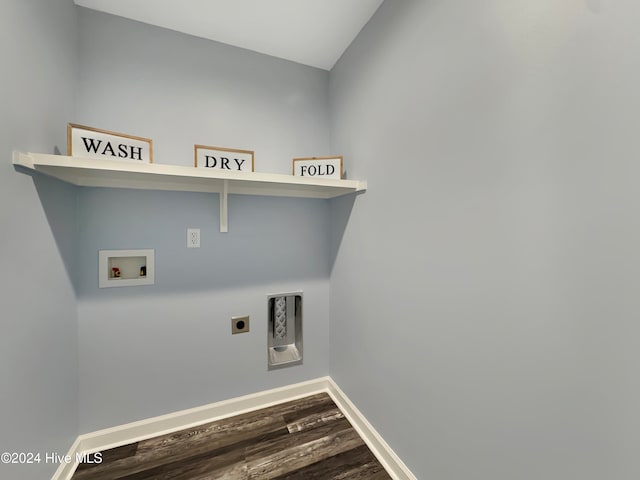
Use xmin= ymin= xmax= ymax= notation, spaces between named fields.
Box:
xmin=67 ymin=123 xmax=153 ymax=163
xmin=293 ymin=156 xmax=342 ymax=179
xmin=194 ymin=145 xmax=254 ymax=172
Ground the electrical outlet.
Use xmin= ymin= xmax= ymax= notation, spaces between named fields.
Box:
xmin=187 ymin=228 xmax=200 ymax=248
xmin=232 ymin=315 xmax=250 ymax=334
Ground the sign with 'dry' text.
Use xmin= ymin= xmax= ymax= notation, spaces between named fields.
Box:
xmin=67 ymin=123 xmax=153 ymax=163
xmin=293 ymin=156 xmax=343 ymax=179
xmin=194 ymin=145 xmax=254 ymax=172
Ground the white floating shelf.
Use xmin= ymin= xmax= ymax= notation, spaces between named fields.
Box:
xmin=13 ymin=152 xmax=367 ymax=232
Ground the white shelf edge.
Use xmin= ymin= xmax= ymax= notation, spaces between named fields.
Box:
xmin=13 ymin=151 xmax=366 ymax=232
xmin=13 ymin=152 xmax=366 ymax=198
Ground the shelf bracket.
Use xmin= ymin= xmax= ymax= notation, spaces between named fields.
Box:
xmin=219 ymin=180 xmax=228 ymax=233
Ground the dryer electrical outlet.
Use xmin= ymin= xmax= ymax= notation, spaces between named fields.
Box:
xmin=232 ymin=315 xmax=250 ymax=334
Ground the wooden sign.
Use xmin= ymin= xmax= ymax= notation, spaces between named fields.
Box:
xmin=67 ymin=123 xmax=153 ymax=163
xmin=292 ymin=156 xmax=342 ymax=179
xmin=194 ymin=145 xmax=254 ymax=172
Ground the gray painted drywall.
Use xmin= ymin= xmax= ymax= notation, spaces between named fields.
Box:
xmin=0 ymin=0 xmax=79 ymax=478
xmin=75 ymin=8 xmax=333 ymax=432
xmin=77 ymin=190 xmax=331 ymax=431
xmin=330 ymin=0 xmax=640 ymax=478
xmin=75 ymin=7 xmax=330 ymax=172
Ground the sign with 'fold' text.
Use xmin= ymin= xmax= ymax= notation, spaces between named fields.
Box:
xmin=67 ymin=123 xmax=153 ymax=164
xmin=194 ymin=145 xmax=254 ymax=172
xmin=293 ymin=156 xmax=343 ymax=179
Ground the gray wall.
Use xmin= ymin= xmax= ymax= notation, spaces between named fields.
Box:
xmin=329 ymin=0 xmax=640 ymax=478
xmin=0 ymin=0 xmax=79 ymax=478
xmin=75 ymin=8 xmax=332 ymax=432
xmin=75 ymin=8 xmax=330 ymax=172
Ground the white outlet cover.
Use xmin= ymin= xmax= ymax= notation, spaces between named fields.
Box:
xmin=187 ymin=228 xmax=200 ymax=248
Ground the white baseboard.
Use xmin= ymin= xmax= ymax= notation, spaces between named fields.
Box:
xmin=325 ymin=378 xmax=417 ymax=480
xmin=52 ymin=376 xmax=415 ymax=480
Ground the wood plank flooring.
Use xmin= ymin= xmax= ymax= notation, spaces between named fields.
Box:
xmin=71 ymin=393 xmax=392 ymax=479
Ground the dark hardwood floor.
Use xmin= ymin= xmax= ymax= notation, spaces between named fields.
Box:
xmin=71 ymin=393 xmax=392 ymax=479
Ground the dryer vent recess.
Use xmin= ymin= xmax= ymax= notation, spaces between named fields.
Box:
xmin=267 ymin=293 xmax=302 ymax=369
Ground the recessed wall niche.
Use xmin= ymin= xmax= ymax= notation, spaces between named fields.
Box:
xmin=99 ymin=249 xmax=155 ymax=288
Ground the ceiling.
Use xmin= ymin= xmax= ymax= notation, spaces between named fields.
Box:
xmin=73 ymin=0 xmax=384 ymax=70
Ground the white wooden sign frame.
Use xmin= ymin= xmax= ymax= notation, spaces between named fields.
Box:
xmin=292 ymin=156 xmax=343 ymax=179
xmin=67 ymin=123 xmax=153 ymax=164
xmin=194 ymin=144 xmax=254 ymax=172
